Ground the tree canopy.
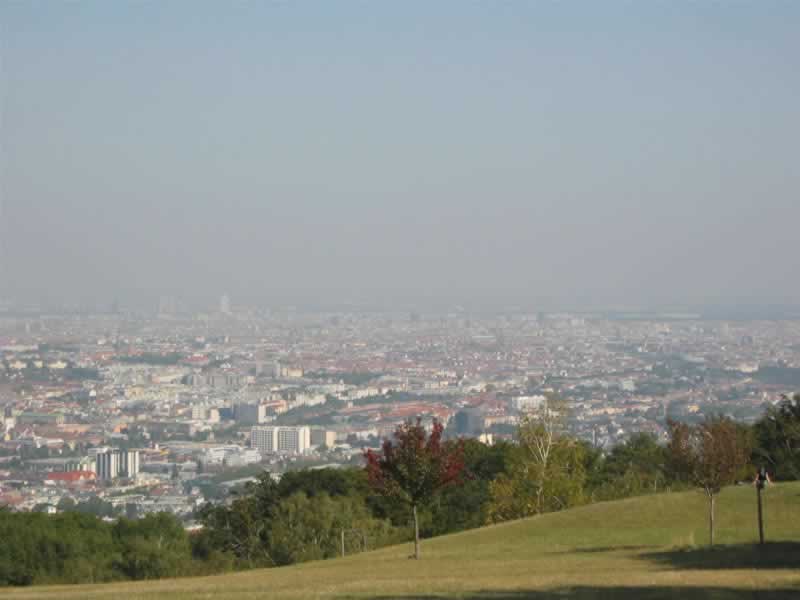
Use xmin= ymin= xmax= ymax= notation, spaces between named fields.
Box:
xmin=364 ymin=419 xmax=464 ymax=559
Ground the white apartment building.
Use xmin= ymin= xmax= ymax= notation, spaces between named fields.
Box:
xmin=251 ymin=427 xmax=277 ymax=454
xmin=95 ymin=450 xmax=119 ymax=481
xmin=511 ymin=395 xmax=547 ymax=412
xmin=277 ymin=426 xmax=311 ymax=454
xmin=251 ymin=426 xmax=310 ymax=455
xmin=94 ymin=448 xmax=140 ymax=480
xmin=122 ymin=449 xmax=140 ymax=478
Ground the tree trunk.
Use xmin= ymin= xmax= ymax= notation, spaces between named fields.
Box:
xmin=757 ymin=485 xmax=765 ymax=545
xmin=708 ymin=494 xmax=715 ymax=546
xmin=413 ymin=504 xmax=420 ymax=560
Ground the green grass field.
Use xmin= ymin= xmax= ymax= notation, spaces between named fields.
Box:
xmin=5 ymin=483 xmax=800 ymax=599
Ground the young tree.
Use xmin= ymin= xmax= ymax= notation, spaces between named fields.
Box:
xmin=364 ymin=418 xmax=464 ymax=559
xmin=488 ymin=394 xmax=586 ymax=522
xmin=519 ymin=394 xmax=570 ymax=513
xmin=667 ymin=416 xmax=751 ymax=546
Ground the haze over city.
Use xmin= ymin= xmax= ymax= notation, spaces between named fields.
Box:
xmin=1 ymin=2 xmax=799 ymax=311
xmin=4 ymin=3 xmax=800 ymax=598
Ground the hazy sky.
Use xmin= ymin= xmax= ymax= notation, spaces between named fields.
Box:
xmin=1 ymin=2 xmax=798 ymax=311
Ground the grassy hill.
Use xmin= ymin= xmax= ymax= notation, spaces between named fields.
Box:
xmin=6 ymin=483 xmax=800 ymax=599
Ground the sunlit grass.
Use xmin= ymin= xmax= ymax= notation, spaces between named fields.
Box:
xmin=5 ymin=483 xmax=800 ymax=599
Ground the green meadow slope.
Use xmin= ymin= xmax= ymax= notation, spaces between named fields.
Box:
xmin=6 ymin=483 xmax=800 ymax=600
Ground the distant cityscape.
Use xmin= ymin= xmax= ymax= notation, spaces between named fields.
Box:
xmin=1 ymin=296 xmax=799 ymax=520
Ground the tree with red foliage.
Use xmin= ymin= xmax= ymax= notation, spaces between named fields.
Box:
xmin=364 ymin=418 xmax=464 ymax=559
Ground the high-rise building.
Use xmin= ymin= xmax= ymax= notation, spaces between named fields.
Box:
xmin=158 ymin=295 xmax=177 ymax=316
xmin=121 ymin=449 xmax=140 ymax=478
xmin=277 ymin=426 xmax=310 ymax=454
xmin=95 ymin=449 xmax=120 ymax=481
xmin=510 ymin=395 xmax=546 ymax=412
xmin=220 ymin=294 xmax=231 ymax=315
xmin=250 ymin=426 xmax=310 ymax=455
xmin=454 ymin=408 xmax=486 ymax=436
xmin=251 ymin=426 xmax=277 ymax=454
xmin=93 ymin=448 xmax=139 ymax=480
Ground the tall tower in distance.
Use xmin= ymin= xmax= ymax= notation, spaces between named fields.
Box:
xmin=158 ymin=295 xmax=177 ymax=317
xmin=220 ymin=293 xmax=231 ymax=315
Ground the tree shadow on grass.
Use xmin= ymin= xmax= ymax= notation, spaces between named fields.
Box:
xmin=642 ymin=542 xmax=800 ymax=570
xmin=339 ymin=586 xmax=799 ymax=599
xmin=565 ymin=544 xmax=653 ymax=554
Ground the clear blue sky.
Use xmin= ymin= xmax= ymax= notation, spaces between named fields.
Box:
xmin=1 ymin=2 xmax=798 ymax=310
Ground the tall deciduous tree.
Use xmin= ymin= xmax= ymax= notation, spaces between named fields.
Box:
xmin=364 ymin=419 xmax=464 ymax=559
xmin=487 ymin=394 xmax=586 ymax=522
xmin=667 ymin=416 xmax=751 ymax=546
